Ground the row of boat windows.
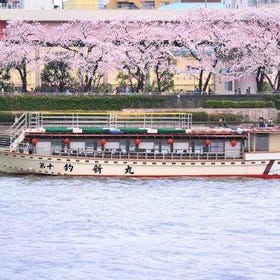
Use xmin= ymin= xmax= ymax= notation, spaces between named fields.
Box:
xmin=49 ymin=139 xmax=240 ymax=154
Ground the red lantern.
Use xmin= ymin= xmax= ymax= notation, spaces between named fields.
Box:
xmin=134 ymin=139 xmax=141 ymax=146
xmin=204 ymin=139 xmax=211 ymax=146
xmin=230 ymin=139 xmax=237 ymax=147
xmin=167 ymin=138 xmax=174 ymax=145
xmin=31 ymin=138 xmax=38 ymax=145
xmin=100 ymin=139 xmax=106 ymax=146
xmin=63 ymin=138 xmax=70 ymax=145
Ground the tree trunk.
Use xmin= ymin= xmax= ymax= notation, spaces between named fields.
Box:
xmin=203 ymin=72 xmax=212 ymax=93
xmin=135 ymin=67 xmax=145 ymax=92
xmin=125 ymin=66 xmax=134 ymax=91
xmin=198 ymin=70 xmax=203 ymax=92
xmin=155 ymin=64 xmax=161 ymax=92
xmin=94 ymin=74 xmax=103 ymax=90
xmin=264 ymin=73 xmax=274 ymax=90
xmin=256 ymin=66 xmax=265 ymax=92
xmin=84 ymin=75 xmax=93 ymax=92
xmin=275 ymin=70 xmax=280 ymax=91
xmin=16 ymin=63 xmax=28 ymax=93
xmin=137 ymin=74 xmax=145 ymax=92
xmin=59 ymin=81 xmax=65 ymax=93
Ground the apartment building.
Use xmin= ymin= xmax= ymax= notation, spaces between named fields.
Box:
xmin=224 ymin=0 xmax=280 ymax=8
xmin=0 ymin=0 xmax=99 ymax=10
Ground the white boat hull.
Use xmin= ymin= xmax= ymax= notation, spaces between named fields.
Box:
xmin=1 ymin=151 xmax=279 ymax=178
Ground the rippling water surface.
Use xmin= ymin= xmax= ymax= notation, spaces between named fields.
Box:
xmin=0 ymin=175 xmax=280 ymax=280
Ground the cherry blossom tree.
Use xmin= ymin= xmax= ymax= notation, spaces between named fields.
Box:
xmin=112 ymin=20 xmax=176 ymax=92
xmin=41 ymin=50 xmax=76 ymax=92
xmin=1 ymin=20 xmax=46 ymax=92
xmin=173 ymin=9 xmax=241 ymax=93
xmin=0 ymin=9 xmax=280 ymax=94
xmin=50 ymin=20 xmax=117 ymax=92
xmin=219 ymin=9 xmax=280 ymax=92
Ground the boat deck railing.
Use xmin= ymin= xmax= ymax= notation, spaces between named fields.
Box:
xmin=20 ymin=147 xmax=243 ymax=161
xmin=27 ymin=112 xmax=192 ymax=129
xmin=9 ymin=113 xmax=28 ymax=149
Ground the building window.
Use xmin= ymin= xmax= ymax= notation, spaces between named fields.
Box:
xmin=224 ymin=81 xmax=233 ymax=91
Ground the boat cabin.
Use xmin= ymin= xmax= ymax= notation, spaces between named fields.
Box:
xmin=9 ymin=112 xmax=280 ymax=161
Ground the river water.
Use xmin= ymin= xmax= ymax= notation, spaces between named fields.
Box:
xmin=0 ymin=175 xmax=279 ymax=280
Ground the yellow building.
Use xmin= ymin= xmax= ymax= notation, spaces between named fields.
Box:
xmin=63 ymin=0 xmax=98 ymax=10
xmin=1 ymin=9 xmax=217 ymax=93
xmin=105 ymin=0 xmax=173 ymax=9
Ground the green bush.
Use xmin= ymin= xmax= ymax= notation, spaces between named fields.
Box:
xmin=204 ymin=100 xmax=275 ymax=108
xmin=0 ymin=112 xmax=15 ymax=123
xmin=270 ymin=96 xmax=280 ymax=110
xmin=191 ymin=111 xmax=209 ymax=122
xmin=0 ymin=95 xmax=165 ymax=111
xmin=186 ymin=111 xmax=243 ymax=124
xmin=208 ymin=113 xmax=244 ymax=124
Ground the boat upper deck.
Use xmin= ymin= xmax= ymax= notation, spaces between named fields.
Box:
xmin=3 ymin=112 xmax=280 ymax=158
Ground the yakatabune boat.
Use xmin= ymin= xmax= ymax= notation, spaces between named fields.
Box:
xmin=0 ymin=112 xmax=279 ymax=178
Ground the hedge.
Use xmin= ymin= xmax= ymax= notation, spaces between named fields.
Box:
xmin=0 ymin=112 xmax=15 ymax=123
xmin=191 ymin=112 xmax=244 ymax=124
xmin=204 ymin=100 xmax=275 ymax=108
xmin=0 ymin=96 xmax=165 ymax=111
xmin=0 ymin=96 xmax=277 ymax=111
xmin=270 ymin=96 xmax=280 ymax=110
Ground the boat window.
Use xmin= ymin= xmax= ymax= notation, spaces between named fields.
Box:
xmin=106 ymin=141 xmax=120 ymax=152
xmin=52 ymin=140 xmax=62 ymax=153
xmin=139 ymin=141 xmax=154 ymax=153
xmin=120 ymin=140 xmax=128 ymax=152
xmin=161 ymin=141 xmax=170 ymax=154
xmin=209 ymin=141 xmax=224 ymax=153
xmin=255 ymin=133 xmax=269 ymax=151
xmin=194 ymin=140 xmax=204 ymax=153
xmin=249 ymin=133 xmax=255 ymax=151
xmin=173 ymin=141 xmax=189 ymax=153
xmin=154 ymin=140 xmax=161 ymax=153
xmin=85 ymin=141 xmax=94 ymax=153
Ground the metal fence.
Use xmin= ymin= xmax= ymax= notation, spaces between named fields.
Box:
xmin=26 ymin=112 xmax=192 ymax=129
xmin=0 ymin=90 xmax=280 ymax=97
